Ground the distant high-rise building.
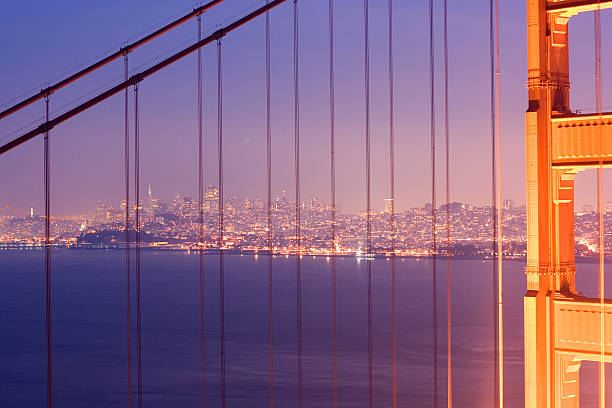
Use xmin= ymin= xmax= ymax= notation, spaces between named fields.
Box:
xmin=310 ymin=197 xmax=320 ymax=211
xmin=384 ymin=198 xmax=394 ymax=214
xmin=95 ymin=200 xmax=109 ymax=224
xmin=145 ymin=184 xmax=154 ymax=220
xmin=205 ymin=185 xmax=219 ymax=211
xmin=173 ymin=194 xmax=182 ymax=212
xmin=503 ymin=199 xmax=513 ymax=211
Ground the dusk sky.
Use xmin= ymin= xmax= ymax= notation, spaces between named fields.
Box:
xmin=1 ymin=0 xmax=612 ymax=215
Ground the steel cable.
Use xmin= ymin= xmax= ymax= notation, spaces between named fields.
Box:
xmin=329 ymin=1 xmax=337 ymax=407
xmin=429 ymin=0 xmax=438 ymax=405
xmin=44 ymin=95 xmax=52 ymax=408
xmin=489 ymin=0 xmax=499 ymax=404
xmin=265 ymin=2 xmax=274 ymax=407
xmin=293 ymin=2 xmax=302 ymax=406
xmin=443 ymin=0 xmax=452 ymax=407
xmin=595 ymin=4 xmax=605 ymax=408
xmin=217 ymin=38 xmax=226 ymax=408
xmin=134 ymin=82 xmax=142 ymax=408
xmin=197 ymin=13 xmax=206 ymax=408
xmin=123 ymin=54 xmax=132 ymax=408
xmin=388 ymin=1 xmax=397 ymax=407
xmin=363 ymin=1 xmax=373 ymax=407
xmin=494 ymin=0 xmax=503 ymax=405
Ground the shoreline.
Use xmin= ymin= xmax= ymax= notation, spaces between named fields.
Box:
xmin=1 ymin=244 xmax=608 ymax=263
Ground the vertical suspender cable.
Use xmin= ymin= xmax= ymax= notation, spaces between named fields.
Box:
xmin=217 ymin=38 xmax=226 ymax=408
xmin=123 ymin=53 xmax=132 ymax=408
xmin=265 ymin=2 xmax=274 ymax=407
xmin=428 ymin=0 xmax=438 ymax=405
xmin=363 ymin=1 xmax=373 ymax=407
xmin=489 ymin=0 xmax=498 ymax=404
xmin=443 ymin=0 xmax=451 ymax=407
xmin=595 ymin=4 xmax=605 ymax=408
xmin=44 ymin=94 xmax=52 ymax=408
xmin=196 ymin=13 xmax=206 ymax=408
xmin=329 ymin=1 xmax=337 ymax=407
xmin=387 ymin=1 xmax=397 ymax=407
xmin=134 ymin=82 xmax=142 ymax=408
xmin=494 ymin=0 xmax=503 ymax=406
xmin=293 ymin=2 xmax=302 ymax=407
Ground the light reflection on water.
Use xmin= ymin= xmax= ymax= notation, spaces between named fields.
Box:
xmin=1 ymin=250 xmax=612 ymax=407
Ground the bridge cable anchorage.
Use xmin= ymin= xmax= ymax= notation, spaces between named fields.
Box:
xmin=217 ymin=37 xmax=226 ymax=408
xmin=123 ymin=53 xmax=132 ymax=408
xmin=594 ymin=4 xmax=605 ymax=408
xmin=196 ymin=13 xmax=206 ymax=408
xmin=494 ymin=0 xmax=503 ymax=405
xmin=293 ymin=2 xmax=302 ymax=407
xmin=44 ymin=93 xmax=52 ymax=408
xmin=0 ymin=0 xmax=290 ymax=157
xmin=363 ymin=1 xmax=373 ymax=407
xmin=0 ymin=0 xmax=227 ymax=121
xmin=489 ymin=0 xmax=499 ymax=404
xmin=329 ymin=0 xmax=338 ymax=407
xmin=388 ymin=0 xmax=397 ymax=407
xmin=443 ymin=0 xmax=452 ymax=406
xmin=428 ymin=0 xmax=438 ymax=405
xmin=265 ymin=2 xmax=274 ymax=407
xmin=134 ymin=82 xmax=143 ymax=408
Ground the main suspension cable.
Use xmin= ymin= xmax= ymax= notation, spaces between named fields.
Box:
xmin=0 ymin=0 xmax=290 ymax=157
xmin=265 ymin=2 xmax=274 ymax=407
xmin=134 ymin=82 xmax=143 ymax=408
xmin=0 ymin=0 xmax=228 ymax=121
xmin=123 ymin=53 xmax=132 ymax=408
xmin=196 ymin=12 xmax=206 ymax=408
xmin=217 ymin=37 xmax=226 ymax=408
xmin=388 ymin=0 xmax=397 ymax=407
xmin=44 ymin=94 xmax=52 ymax=408
xmin=293 ymin=2 xmax=302 ymax=406
xmin=429 ymin=0 xmax=438 ymax=405
xmin=329 ymin=1 xmax=337 ymax=407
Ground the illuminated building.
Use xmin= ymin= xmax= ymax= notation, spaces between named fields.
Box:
xmin=384 ymin=198 xmax=393 ymax=215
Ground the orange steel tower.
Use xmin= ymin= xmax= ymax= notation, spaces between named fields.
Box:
xmin=525 ymin=1 xmax=612 ymax=407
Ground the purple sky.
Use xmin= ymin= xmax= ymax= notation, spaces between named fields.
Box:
xmin=1 ymin=0 xmax=611 ymax=216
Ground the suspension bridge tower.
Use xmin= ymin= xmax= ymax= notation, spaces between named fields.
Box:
xmin=525 ymin=0 xmax=612 ymax=407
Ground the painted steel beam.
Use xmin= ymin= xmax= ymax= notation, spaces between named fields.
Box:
xmin=547 ymin=0 xmax=612 ymax=16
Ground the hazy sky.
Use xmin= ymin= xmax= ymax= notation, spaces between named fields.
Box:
xmin=1 ymin=0 xmax=612 ymax=216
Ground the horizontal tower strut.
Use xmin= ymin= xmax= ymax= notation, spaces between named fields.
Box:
xmin=550 ymin=112 xmax=612 ymax=168
xmin=546 ymin=0 xmax=612 ymax=16
xmin=0 ymin=0 xmax=226 ymax=121
xmin=0 ymin=0 xmax=288 ymax=156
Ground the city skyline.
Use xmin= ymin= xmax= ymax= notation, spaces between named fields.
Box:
xmin=6 ymin=180 xmax=612 ymax=218
xmin=2 ymin=183 xmax=610 ymax=262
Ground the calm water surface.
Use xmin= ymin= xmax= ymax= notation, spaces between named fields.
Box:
xmin=1 ymin=250 xmax=611 ymax=407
